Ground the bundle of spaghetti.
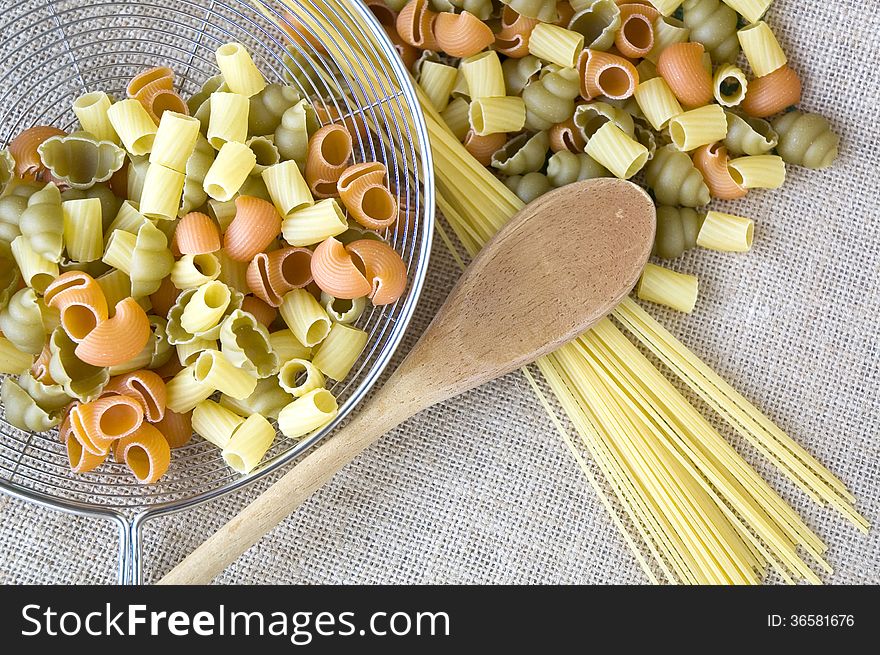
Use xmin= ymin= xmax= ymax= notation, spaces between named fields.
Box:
xmin=266 ymin=0 xmax=867 ymax=583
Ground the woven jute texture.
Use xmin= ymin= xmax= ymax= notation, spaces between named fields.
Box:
xmin=1 ymin=0 xmax=878 ymax=584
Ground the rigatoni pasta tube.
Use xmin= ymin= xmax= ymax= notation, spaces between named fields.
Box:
xmin=311 ymin=323 xmax=368 ymax=380
xmin=107 ymin=99 xmax=157 ymax=156
xmin=281 ymin=198 xmax=347 ymax=247
xmin=268 ymin=328 xmax=311 ymax=361
xmin=637 ymin=263 xmax=699 ymax=313
xmin=585 ymin=122 xmax=650 ymax=180
xmin=73 ymin=92 xmax=119 ymax=143
xmin=139 ymin=163 xmax=185 ymax=220
xmin=648 ymin=0 xmax=685 ymax=14
xmin=469 ymin=97 xmax=526 ymax=136
xmin=203 ymin=141 xmax=257 ymax=202
xmin=207 ymin=92 xmax=250 ymax=149
xmin=222 ymin=413 xmax=275 ymax=473
xmin=722 ymin=0 xmax=772 ymax=24
xmin=192 ymin=398 xmax=244 ymax=448
xmin=713 ymin=64 xmax=748 ymax=107
xmin=279 ymin=288 xmax=331 ymax=347
xmin=11 ymin=235 xmax=58 ymax=293
xmin=728 ymin=155 xmax=785 ymax=189
xmin=418 ymin=61 xmax=458 ymax=112
xmin=696 ymin=210 xmax=754 ymax=252
xmin=737 ymin=21 xmax=786 ymax=77
xmin=262 ymin=160 xmax=313 ymax=216
xmin=278 ymin=358 xmax=325 ymax=397
xmin=667 ymin=104 xmax=728 ymax=152
xmin=278 ymin=388 xmax=338 ymax=440
xmin=440 ymin=98 xmax=470 ymax=141
xmin=215 ymin=43 xmax=266 ymax=98
xmin=62 ymin=198 xmax=103 ymax=262
xmin=105 ymin=201 xmax=145 ymax=240
xmin=165 ymin=365 xmax=214 ymax=413
xmin=460 ymin=51 xmax=505 ymax=100
xmin=634 ymin=77 xmax=682 ymax=130
xmin=193 ymin=349 xmax=258 ymax=399
xmin=180 ymin=280 xmax=231 ymax=334
xmin=528 ymin=24 xmax=585 ymax=69
xmin=150 ymin=112 xmax=201 ymax=173
xmin=0 ymin=336 xmax=34 ymax=374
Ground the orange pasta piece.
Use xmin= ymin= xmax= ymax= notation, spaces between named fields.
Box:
xmin=578 ymin=49 xmax=639 ymax=100
xmin=9 ymin=125 xmax=66 ymax=179
xmin=137 ymin=82 xmax=189 ymax=124
xmin=464 ymin=130 xmax=507 ymax=166
xmin=75 ymin=297 xmax=151 ymax=367
xmin=314 ymin=104 xmax=371 ymax=144
xmin=152 ymin=408 xmax=192 ymax=449
xmin=31 ymin=342 xmax=54 ymax=384
xmin=741 ymin=65 xmax=802 ymax=118
xmin=247 ymin=247 xmax=313 ymax=307
xmin=280 ymin=10 xmax=328 ymax=55
xmin=61 ymin=409 xmax=108 ymax=474
xmin=116 ymin=423 xmax=171 ymax=484
xmin=692 ymin=143 xmax=747 ymax=200
xmin=364 ymin=0 xmax=397 ymax=27
xmin=104 ymin=369 xmax=167 ymax=423
xmin=656 ymin=42 xmax=713 ymax=109
xmin=127 ymin=66 xmax=174 ymax=99
xmin=549 ymin=117 xmax=587 ymax=153
xmin=395 ymin=0 xmax=439 ymax=51
xmin=615 ymin=4 xmax=657 ymax=59
xmin=555 ymin=1 xmax=575 ymax=26
xmin=494 ymin=7 xmax=540 ymax=59
xmin=176 ymin=212 xmax=221 ymax=255
xmin=241 ymin=295 xmax=278 ymax=327
xmin=45 ymin=271 xmax=109 ymax=343
xmin=74 ymin=394 xmax=145 ymax=454
xmin=44 ymin=271 xmax=96 ymax=306
xmin=346 ymin=239 xmax=408 ymax=306
xmin=337 ymin=162 xmax=399 ymax=230
xmin=149 ymin=276 xmax=180 ymax=318
xmin=434 ymin=11 xmax=495 ymax=58
xmin=310 ymin=237 xmax=372 ymax=300
xmin=305 ymin=124 xmax=353 ymax=198
xmin=223 ymin=196 xmax=282 ymax=262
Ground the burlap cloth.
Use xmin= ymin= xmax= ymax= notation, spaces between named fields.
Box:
xmin=1 ymin=0 xmax=878 ymax=584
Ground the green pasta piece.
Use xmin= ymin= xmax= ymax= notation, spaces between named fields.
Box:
xmin=62 ymin=183 xmax=122 ymax=232
xmin=47 ymin=327 xmax=109 ymax=402
xmin=249 ymin=83 xmax=303 ymax=137
xmin=634 ymin=123 xmax=658 ymax=162
xmin=573 ymin=102 xmax=635 ymax=145
xmin=38 ymin=132 xmax=126 ymax=190
xmin=645 ymin=145 xmax=711 ymax=208
xmin=146 ymin=315 xmax=174 ymax=370
xmin=219 ymin=309 xmax=279 ymax=378
xmin=724 ymin=111 xmax=778 ymax=156
xmin=500 ymin=0 xmax=558 ymax=22
xmin=653 ymin=206 xmax=705 ymax=259
xmin=0 ymin=257 xmax=21 ymax=311
xmin=502 ymin=55 xmax=543 ymax=96
xmin=59 ymin=258 xmax=110 ymax=278
xmin=1 ymin=376 xmax=64 ymax=432
xmin=18 ymin=183 xmax=63 ymax=262
xmin=772 ymin=111 xmax=840 ymax=170
xmin=0 ymin=195 xmax=26 ymax=257
xmin=0 ymin=150 xmax=13 ymax=196
xmin=238 ymin=174 xmax=272 ymax=201
xmin=681 ymin=0 xmax=740 ymax=64
xmin=18 ymin=370 xmax=72 ymax=412
xmin=219 ymin=376 xmax=292 ymax=421
xmin=127 ymin=155 xmax=151 ymax=204
xmin=180 ymin=134 xmax=215 ymax=216
xmin=0 ymin=287 xmax=55 ymax=355
xmin=491 ymin=131 xmax=550 ymax=176
xmin=547 ymin=151 xmax=609 ymax=187
xmin=522 ymin=66 xmax=581 ymax=131
xmin=445 ymin=0 xmax=493 ymax=20
xmin=187 ymin=74 xmax=227 ymax=115
xmin=247 ymin=136 xmax=282 ymax=175
xmin=130 ymin=220 xmax=174 ymax=298
xmin=275 ymin=100 xmax=319 ymax=167
xmin=504 ymin=172 xmax=552 ymax=204
xmin=167 ymin=285 xmax=245 ymax=345
xmin=568 ymin=0 xmax=621 ymax=52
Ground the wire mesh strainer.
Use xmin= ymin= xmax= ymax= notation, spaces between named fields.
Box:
xmin=0 ymin=0 xmax=434 ymax=583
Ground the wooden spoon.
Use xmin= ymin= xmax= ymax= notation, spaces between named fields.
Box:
xmin=158 ymin=178 xmax=655 ymax=584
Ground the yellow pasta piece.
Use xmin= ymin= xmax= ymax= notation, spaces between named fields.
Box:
xmin=528 ymin=24 xmax=585 ymax=69
xmin=737 ymin=21 xmax=786 ymax=78
xmin=722 ymin=0 xmax=772 ymax=24
xmin=646 ymin=15 xmax=690 ymax=64
xmin=281 ymin=198 xmax=347 ymax=247
xmin=440 ymin=97 xmax=471 ymax=141
xmin=584 ymin=122 xmax=649 ymax=180
xmin=73 ymin=92 xmax=119 ymax=143
xmin=107 ymin=99 xmax=158 ymax=156
xmin=648 ymin=0 xmax=685 ymax=16
xmin=667 ymin=104 xmax=728 ymax=151
xmin=176 ymin=337 xmax=217 ymax=367
xmin=165 ymin=364 xmax=215 ymax=413
xmin=460 ymin=51 xmax=505 ymax=100
xmin=193 ymin=349 xmax=258 ymax=399
xmin=192 ymin=398 xmax=244 ymax=448
xmin=311 ymin=323 xmax=368 ymax=381
xmin=696 ymin=210 xmax=754 ymax=252
xmin=214 ymin=249 xmax=250 ymax=294
xmin=469 ymin=97 xmax=526 ymax=136
xmin=268 ymin=328 xmax=311 ymax=361
xmin=171 ymin=253 xmax=222 ymax=289
xmin=262 ymin=160 xmax=314 ymax=216
xmin=277 ymin=388 xmax=338 ymax=440
xmin=139 ymin=163 xmax=186 ymax=220
xmin=277 ymin=358 xmax=325 ymax=397
xmin=638 ymin=263 xmax=698 ymax=313
xmin=215 ymin=43 xmax=267 ymax=98
xmin=222 ymin=413 xmax=275 ymax=473
xmin=633 ymin=77 xmax=682 ymax=130
xmin=418 ymin=61 xmax=458 ymax=112
xmin=180 ymin=280 xmax=232 ymax=334
xmin=713 ymin=63 xmax=748 ymax=107
xmin=208 ymin=199 xmax=238 ymax=233
xmin=203 ymin=141 xmax=257 ymax=202
xmin=279 ymin=288 xmax=331 ymax=347
xmin=11 ymin=235 xmax=58 ymax=293
xmin=150 ymin=111 xmax=201 ymax=173
xmin=95 ymin=269 xmax=131 ymax=309
xmin=62 ymin=198 xmax=103 ymax=262
xmin=0 ymin=336 xmax=35 ymax=374
xmin=207 ymin=92 xmax=250 ymax=150
xmin=104 ymin=201 xmax=146 ymax=241
xmin=727 ymin=154 xmax=785 ymax=189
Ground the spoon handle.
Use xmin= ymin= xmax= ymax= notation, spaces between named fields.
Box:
xmin=157 ymin=381 xmax=421 ymax=585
